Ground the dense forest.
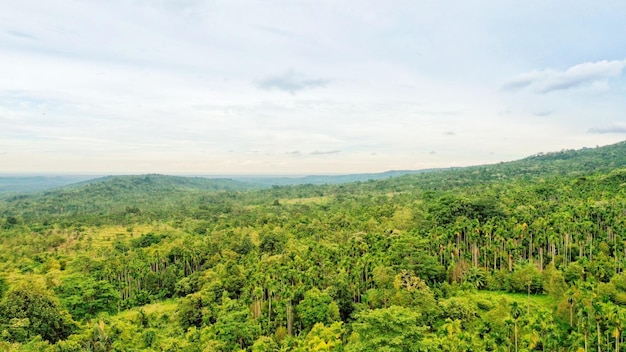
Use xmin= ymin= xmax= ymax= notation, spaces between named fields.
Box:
xmin=1 ymin=141 xmax=626 ymax=351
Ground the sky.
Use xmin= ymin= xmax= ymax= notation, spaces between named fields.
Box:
xmin=1 ymin=0 xmax=626 ymax=175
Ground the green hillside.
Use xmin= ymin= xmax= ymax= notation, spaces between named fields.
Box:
xmin=0 ymin=174 xmax=259 ymax=224
xmin=381 ymin=140 xmax=626 ymax=190
xmin=1 ymin=141 xmax=626 ymax=351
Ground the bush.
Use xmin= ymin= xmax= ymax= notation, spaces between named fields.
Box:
xmin=506 ymin=263 xmax=543 ymax=294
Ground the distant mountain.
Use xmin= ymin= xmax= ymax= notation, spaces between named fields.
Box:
xmin=231 ymin=169 xmax=441 ymax=186
xmin=68 ymin=174 xmax=258 ymax=193
xmin=0 ymin=175 xmax=98 ymax=195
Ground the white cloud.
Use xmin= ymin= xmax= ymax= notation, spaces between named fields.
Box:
xmin=310 ymin=150 xmax=340 ymax=155
xmin=256 ymin=70 xmax=329 ymax=94
xmin=503 ymin=60 xmax=626 ymax=93
xmin=588 ymin=123 xmax=626 ymax=134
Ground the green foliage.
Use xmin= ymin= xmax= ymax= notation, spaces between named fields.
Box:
xmin=210 ymin=294 xmax=260 ymax=351
xmin=463 ymin=266 xmax=487 ymax=289
xmin=0 ymin=279 xmax=76 ymax=343
xmin=563 ymin=261 xmax=585 ymax=283
xmin=142 ymin=328 xmax=157 ymax=348
xmin=507 ymin=263 xmax=543 ymax=294
xmin=0 ymin=276 xmax=7 ymax=300
xmin=542 ymin=264 xmax=567 ymax=300
xmin=388 ymin=236 xmax=446 ymax=283
xmin=297 ymin=322 xmax=344 ymax=351
xmin=177 ymin=293 xmax=205 ymax=330
xmin=251 ymin=336 xmax=279 ymax=352
xmin=55 ymin=274 xmax=119 ymax=320
xmin=439 ymin=296 xmax=479 ymax=324
xmin=3 ymin=216 xmax=19 ymax=229
xmin=259 ymin=232 xmax=286 ymax=255
xmin=429 ymin=194 xmax=505 ymax=225
xmin=346 ymin=306 xmax=426 ymax=352
xmin=297 ymin=289 xmax=340 ymax=332
xmin=131 ymin=232 xmax=163 ymax=248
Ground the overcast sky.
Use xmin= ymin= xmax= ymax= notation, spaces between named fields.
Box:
xmin=1 ymin=0 xmax=625 ymax=175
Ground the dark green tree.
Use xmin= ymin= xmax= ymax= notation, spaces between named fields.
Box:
xmin=56 ymin=274 xmax=119 ymax=320
xmin=0 ymin=280 xmax=76 ymax=343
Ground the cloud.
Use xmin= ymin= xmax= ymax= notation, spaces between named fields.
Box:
xmin=501 ymin=76 xmax=536 ymax=92
xmin=5 ymin=30 xmax=35 ymax=40
xmin=503 ymin=60 xmax=626 ymax=94
xmin=310 ymin=150 xmax=340 ymax=155
xmin=443 ymin=131 xmax=455 ymax=136
xmin=588 ymin=123 xmax=626 ymax=134
xmin=533 ymin=110 xmax=555 ymax=117
xmin=256 ymin=70 xmax=329 ymax=94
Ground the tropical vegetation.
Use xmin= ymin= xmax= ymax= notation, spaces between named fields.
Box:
xmin=1 ymin=141 xmax=626 ymax=351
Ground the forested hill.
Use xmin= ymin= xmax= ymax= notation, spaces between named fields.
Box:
xmin=2 ymin=141 xmax=626 ymax=351
xmin=478 ymin=140 xmax=626 ymax=178
xmin=1 ymin=141 xmax=625 ymax=223
xmin=0 ymin=175 xmax=258 ymax=223
xmin=373 ymin=140 xmax=626 ymax=191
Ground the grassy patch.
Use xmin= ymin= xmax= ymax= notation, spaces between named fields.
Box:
xmin=281 ymin=196 xmax=331 ymax=205
xmin=471 ymin=290 xmax=557 ymax=310
xmin=83 ymin=223 xmax=182 ymax=249
xmin=117 ymin=299 xmax=179 ymax=321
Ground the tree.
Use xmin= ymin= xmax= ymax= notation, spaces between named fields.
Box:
xmin=542 ymin=264 xmax=567 ymax=300
xmin=3 ymin=216 xmax=18 ymax=229
xmin=55 ymin=274 xmax=119 ymax=320
xmin=390 ymin=270 xmax=439 ymax=324
xmin=346 ymin=306 xmax=426 ymax=352
xmin=177 ymin=293 xmax=206 ymax=330
xmin=388 ymin=236 xmax=445 ymax=284
xmin=508 ymin=262 xmax=543 ymax=312
xmin=297 ymin=288 xmax=340 ymax=333
xmin=0 ymin=279 xmax=76 ymax=343
xmin=210 ymin=294 xmax=260 ymax=350
xmin=297 ymin=322 xmax=344 ymax=352
xmin=251 ymin=336 xmax=279 ymax=352
xmin=510 ymin=301 xmax=522 ymax=352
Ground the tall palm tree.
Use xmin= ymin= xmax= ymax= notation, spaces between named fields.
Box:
xmin=511 ymin=301 xmax=522 ymax=352
xmin=603 ymin=302 xmax=620 ymax=352
xmin=568 ymin=289 xmax=576 ymax=327
xmin=592 ymin=301 xmax=603 ymax=352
